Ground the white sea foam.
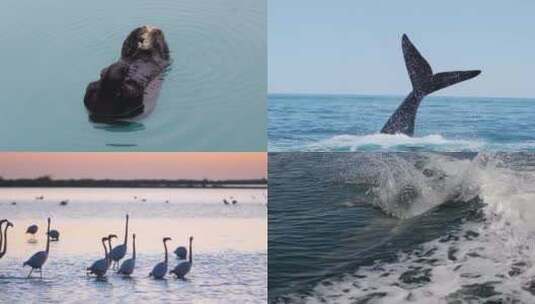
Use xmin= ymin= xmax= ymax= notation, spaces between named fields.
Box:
xmin=305 ymin=133 xmax=484 ymax=152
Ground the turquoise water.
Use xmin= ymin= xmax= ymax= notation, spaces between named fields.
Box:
xmin=269 ymin=94 xmax=535 ymax=152
xmin=269 ymin=152 xmax=535 ymax=303
xmin=0 ymin=0 xmax=266 ymax=151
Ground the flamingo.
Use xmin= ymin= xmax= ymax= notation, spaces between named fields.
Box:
xmin=0 ymin=220 xmax=13 ymax=259
xmin=26 ymin=224 xmax=38 ymax=241
xmin=174 ymin=244 xmax=187 ymax=260
xmin=48 ymin=229 xmax=60 ymax=241
xmin=149 ymin=237 xmax=171 ymax=279
xmin=23 ymin=217 xmax=51 ymax=278
xmin=170 ymin=236 xmax=193 ymax=279
xmin=117 ymin=233 xmax=136 ymax=276
xmin=87 ymin=236 xmax=111 ymax=278
xmin=110 ymin=214 xmax=129 ymax=269
xmin=223 ymin=199 xmax=230 ymax=205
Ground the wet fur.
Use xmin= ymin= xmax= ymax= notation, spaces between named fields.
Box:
xmin=84 ymin=26 xmax=170 ymax=122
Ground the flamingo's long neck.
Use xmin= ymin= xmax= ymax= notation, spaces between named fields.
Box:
xmin=0 ymin=222 xmax=4 ymax=255
xmin=1 ymin=225 xmax=9 ymax=256
xmin=189 ymin=238 xmax=193 ymax=264
xmin=164 ymin=240 xmax=168 ymax=265
xmin=45 ymin=220 xmax=50 ymax=253
xmin=103 ymin=239 xmax=109 ymax=262
xmin=132 ymin=236 xmax=136 ymax=260
xmin=124 ymin=216 xmax=129 ymax=246
xmin=107 ymin=238 xmax=112 ymax=265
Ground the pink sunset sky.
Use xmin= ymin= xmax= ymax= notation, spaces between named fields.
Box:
xmin=0 ymin=153 xmax=266 ymax=180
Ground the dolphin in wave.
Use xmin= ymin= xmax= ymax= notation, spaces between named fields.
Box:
xmin=380 ymin=34 xmax=481 ymax=136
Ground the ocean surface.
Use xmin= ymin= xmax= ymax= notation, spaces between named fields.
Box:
xmin=269 ymin=152 xmax=535 ymax=303
xmin=268 ymin=94 xmax=535 ymax=152
xmin=0 ymin=0 xmax=266 ymax=151
xmin=0 ymin=187 xmax=267 ymax=303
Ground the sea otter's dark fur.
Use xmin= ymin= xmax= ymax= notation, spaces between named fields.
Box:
xmin=84 ymin=26 xmax=170 ymax=121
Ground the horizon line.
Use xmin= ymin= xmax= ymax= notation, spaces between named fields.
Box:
xmin=268 ymin=92 xmax=535 ymax=100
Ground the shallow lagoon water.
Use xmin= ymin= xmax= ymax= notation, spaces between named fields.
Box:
xmin=0 ymin=0 xmax=266 ymax=151
xmin=269 ymin=94 xmax=535 ymax=152
xmin=0 ymin=187 xmax=267 ymax=303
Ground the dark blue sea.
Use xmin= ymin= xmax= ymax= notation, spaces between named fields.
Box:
xmin=268 ymin=94 xmax=535 ymax=152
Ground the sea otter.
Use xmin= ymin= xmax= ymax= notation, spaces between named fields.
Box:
xmin=84 ymin=25 xmax=171 ymax=122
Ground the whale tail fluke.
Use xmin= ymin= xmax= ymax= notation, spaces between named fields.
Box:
xmin=402 ymin=34 xmax=480 ymax=96
xmin=379 ymin=35 xmax=481 ymax=136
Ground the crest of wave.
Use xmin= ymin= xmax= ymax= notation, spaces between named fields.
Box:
xmin=474 ymin=152 xmax=535 ymax=239
xmin=343 ymin=153 xmax=481 ymax=219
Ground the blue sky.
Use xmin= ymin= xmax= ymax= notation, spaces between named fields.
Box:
xmin=269 ymin=0 xmax=535 ymax=97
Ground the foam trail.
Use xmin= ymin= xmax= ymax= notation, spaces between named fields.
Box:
xmin=281 ymin=153 xmax=535 ymax=303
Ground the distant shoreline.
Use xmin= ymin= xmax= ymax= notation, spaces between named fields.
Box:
xmin=0 ymin=178 xmax=267 ymax=189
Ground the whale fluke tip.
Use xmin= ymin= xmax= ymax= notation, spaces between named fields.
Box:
xmin=401 ymin=34 xmax=412 ymax=46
